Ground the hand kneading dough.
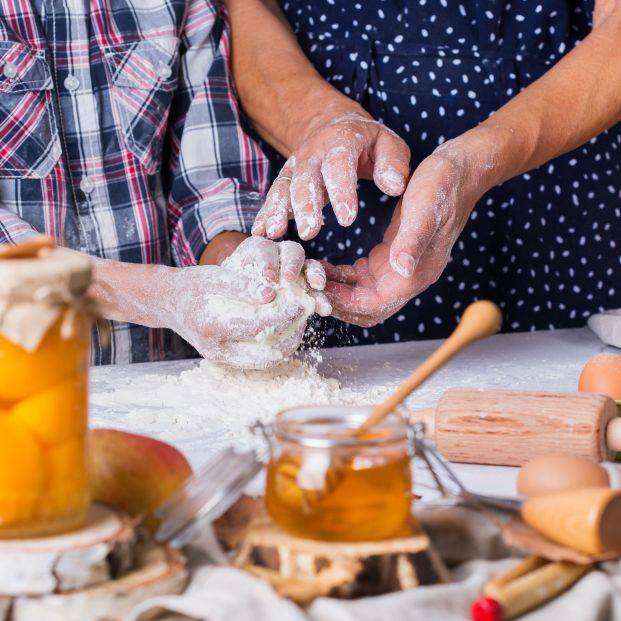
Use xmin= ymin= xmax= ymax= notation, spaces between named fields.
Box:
xmin=202 ymin=252 xmax=316 ymax=366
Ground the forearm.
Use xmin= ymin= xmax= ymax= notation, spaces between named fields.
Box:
xmin=452 ymin=5 xmax=621 ymax=190
xmin=225 ymin=0 xmax=367 ymax=155
xmin=89 ymin=258 xmax=177 ymax=328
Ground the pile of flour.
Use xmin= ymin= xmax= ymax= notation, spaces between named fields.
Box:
xmin=91 ymin=357 xmax=388 ymax=454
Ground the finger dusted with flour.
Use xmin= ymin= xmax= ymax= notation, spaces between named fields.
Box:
xmin=190 ymin=243 xmax=319 ymax=368
xmin=254 ymin=112 xmax=411 ymax=242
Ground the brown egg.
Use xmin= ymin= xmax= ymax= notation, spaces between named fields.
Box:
xmin=517 ymin=453 xmax=610 ymax=497
xmin=578 ymin=353 xmax=621 ymax=400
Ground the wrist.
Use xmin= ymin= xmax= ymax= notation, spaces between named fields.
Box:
xmin=433 ymin=123 xmax=534 ymax=196
xmin=199 ymin=231 xmax=247 ymax=266
xmin=90 ymin=259 xmax=177 ymax=328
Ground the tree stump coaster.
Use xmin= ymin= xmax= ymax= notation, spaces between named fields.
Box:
xmin=216 ymin=496 xmax=449 ymax=605
xmin=2 ymin=543 xmax=187 ymax=621
xmin=0 ymin=505 xmax=137 ymax=595
xmin=0 ymin=505 xmax=188 ymax=621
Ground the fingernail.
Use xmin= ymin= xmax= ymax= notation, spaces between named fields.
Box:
xmin=283 ymin=268 xmax=297 ymax=281
xmin=264 ymin=268 xmax=278 ymax=283
xmin=259 ymin=285 xmax=275 ymax=301
xmin=380 ymin=168 xmax=406 ymax=195
xmin=336 ymin=204 xmax=356 ymax=227
xmin=394 ymin=252 xmax=416 ymax=278
xmin=266 ymin=217 xmax=281 ymax=238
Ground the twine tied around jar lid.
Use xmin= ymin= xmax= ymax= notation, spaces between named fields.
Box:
xmin=0 ymin=237 xmax=109 ymax=350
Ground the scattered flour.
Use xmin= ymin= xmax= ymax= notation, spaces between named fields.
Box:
xmin=91 ymin=358 xmax=388 ymax=455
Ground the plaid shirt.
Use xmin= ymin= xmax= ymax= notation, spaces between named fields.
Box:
xmin=0 ymin=0 xmax=269 ymax=363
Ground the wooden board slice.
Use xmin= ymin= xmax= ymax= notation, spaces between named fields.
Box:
xmin=0 ymin=236 xmax=55 ymax=259
xmin=217 ymin=496 xmax=449 ymax=605
xmin=4 ymin=544 xmax=187 ymax=621
xmin=0 ymin=505 xmax=137 ymax=596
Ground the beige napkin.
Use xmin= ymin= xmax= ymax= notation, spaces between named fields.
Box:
xmin=126 ymin=507 xmax=621 ymax=621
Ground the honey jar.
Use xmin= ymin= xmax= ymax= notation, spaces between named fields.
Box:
xmin=0 ymin=245 xmax=93 ymax=538
xmin=260 ymin=406 xmax=413 ymax=542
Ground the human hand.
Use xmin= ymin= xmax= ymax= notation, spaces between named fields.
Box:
xmin=325 ymin=145 xmax=485 ymax=326
xmin=251 ymin=111 xmax=411 ymax=241
xmin=169 ymin=237 xmax=330 ymax=367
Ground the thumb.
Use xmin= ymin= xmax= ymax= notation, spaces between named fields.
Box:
xmin=388 ymin=183 xmax=441 ymax=279
xmin=372 ymin=129 xmax=410 ymax=197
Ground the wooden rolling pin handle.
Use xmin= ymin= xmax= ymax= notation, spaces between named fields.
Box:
xmin=606 ymin=417 xmax=621 ymax=452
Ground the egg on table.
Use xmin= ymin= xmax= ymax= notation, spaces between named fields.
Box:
xmin=517 ymin=453 xmax=610 ymax=497
xmin=578 ymin=353 xmax=621 ymax=400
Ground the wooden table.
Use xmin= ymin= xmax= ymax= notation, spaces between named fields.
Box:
xmin=89 ymin=327 xmax=611 ymax=500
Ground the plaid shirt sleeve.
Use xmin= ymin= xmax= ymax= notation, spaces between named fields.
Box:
xmin=0 ymin=209 xmax=40 ymax=244
xmin=166 ymin=2 xmax=269 ymax=267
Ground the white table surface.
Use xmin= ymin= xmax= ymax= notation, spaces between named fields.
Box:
xmin=90 ymin=327 xmax=610 ymax=500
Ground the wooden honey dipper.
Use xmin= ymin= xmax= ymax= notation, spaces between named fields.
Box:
xmin=279 ymin=300 xmax=503 ymax=510
xmin=360 ymin=299 xmax=503 ymax=431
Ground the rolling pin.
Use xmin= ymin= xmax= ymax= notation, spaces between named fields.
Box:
xmin=471 ymin=556 xmax=591 ymax=621
xmin=410 ymin=388 xmax=621 ymax=466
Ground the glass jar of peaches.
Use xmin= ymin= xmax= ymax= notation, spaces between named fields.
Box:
xmin=259 ymin=406 xmax=414 ymax=542
xmin=0 ymin=242 xmax=93 ymax=538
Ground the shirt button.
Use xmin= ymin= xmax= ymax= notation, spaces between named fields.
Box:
xmin=157 ymin=62 xmax=172 ymax=79
xmin=64 ymin=74 xmax=80 ymax=91
xmin=80 ymin=177 xmax=95 ymax=194
xmin=3 ymin=62 xmax=17 ymax=80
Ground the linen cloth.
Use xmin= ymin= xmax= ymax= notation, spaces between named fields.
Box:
xmin=126 ymin=507 xmax=621 ymax=621
xmin=588 ymin=310 xmax=621 ymax=350
xmin=0 ymin=0 xmax=268 ymax=363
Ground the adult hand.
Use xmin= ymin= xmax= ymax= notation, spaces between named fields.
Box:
xmin=324 ymin=145 xmax=485 ymax=326
xmin=251 ymin=111 xmax=411 ymax=241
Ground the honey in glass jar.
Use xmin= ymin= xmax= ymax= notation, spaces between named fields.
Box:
xmin=0 ymin=246 xmax=93 ymax=538
xmin=264 ymin=406 xmax=413 ymax=542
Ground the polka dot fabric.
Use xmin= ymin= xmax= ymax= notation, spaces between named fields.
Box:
xmin=271 ymin=0 xmax=621 ymax=346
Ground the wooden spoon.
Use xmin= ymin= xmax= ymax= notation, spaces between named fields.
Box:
xmin=273 ymin=301 xmax=503 ymax=513
xmin=0 ymin=236 xmax=55 ymax=259
xmin=360 ymin=299 xmax=503 ymax=431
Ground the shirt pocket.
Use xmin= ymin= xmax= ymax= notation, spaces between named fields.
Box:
xmin=102 ymin=38 xmax=179 ymax=175
xmin=0 ymin=42 xmax=61 ymax=178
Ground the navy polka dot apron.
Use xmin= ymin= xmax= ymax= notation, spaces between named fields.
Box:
xmin=270 ymin=1 xmax=621 ymax=346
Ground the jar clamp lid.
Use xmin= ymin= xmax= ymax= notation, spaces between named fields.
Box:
xmin=155 ymin=447 xmax=262 ymax=547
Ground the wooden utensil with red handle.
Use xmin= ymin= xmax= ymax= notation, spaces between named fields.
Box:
xmin=410 ymin=388 xmax=621 ymax=466
xmin=471 ymin=556 xmax=591 ymax=621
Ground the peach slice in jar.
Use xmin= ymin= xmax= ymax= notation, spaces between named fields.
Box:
xmin=0 ymin=416 xmax=45 ymax=528
xmin=40 ymin=437 xmax=89 ymax=525
xmin=0 ymin=316 xmax=89 ymax=405
xmin=12 ymin=374 xmax=88 ymax=447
